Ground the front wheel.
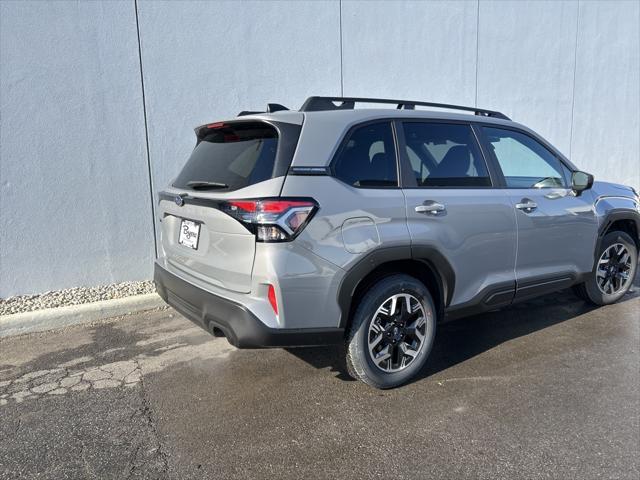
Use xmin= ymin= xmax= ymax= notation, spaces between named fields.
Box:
xmin=574 ymin=231 xmax=638 ymax=305
xmin=345 ymin=274 xmax=437 ymax=389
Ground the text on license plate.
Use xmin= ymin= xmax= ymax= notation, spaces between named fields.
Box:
xmin=178 ymin=219 xmax=201 ymax=249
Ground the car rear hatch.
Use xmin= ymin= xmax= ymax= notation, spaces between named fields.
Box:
xmin=158 ymin=118 xmax=302 ymax=293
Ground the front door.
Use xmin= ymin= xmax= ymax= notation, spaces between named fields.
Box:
xmin=398 ymin=121 xmax=518 ymax=311
xmin=479 ymin=126 xmax=599 ymax=301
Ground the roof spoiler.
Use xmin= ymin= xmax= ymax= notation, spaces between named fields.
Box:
xmin=237 ymin=103 xmax=289 ymax=117
xmin=298 ymin=96 xmax=510 ymax=120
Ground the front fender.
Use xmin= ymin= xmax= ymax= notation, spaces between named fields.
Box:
xmin=593 ymin=194 xmax=640 ymax=236
xmin=591 ymin=193 xmax=640 ymax=272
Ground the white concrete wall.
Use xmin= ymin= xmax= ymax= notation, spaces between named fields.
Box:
xmin=341 ymin=1 xmax=478 ymax=106
xmin=1 ymin=1 xmax=154 ymax=297
xmin=1 ymin=0 xmax=639 ymax=296
xmin=477 ymin=0 xmax=579 ymax=155
xmin=570 ymin=1 xmax=640 ymax=188
xmin=135 ymin=0 xmax=342 ymax=203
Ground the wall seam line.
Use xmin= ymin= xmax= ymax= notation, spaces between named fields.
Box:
xmin=339 ymin=0 xmax=344 ymax=96
xmin=475 ymin=0 xmax=480 ymax=107
xmin=134 ymin=0 xmax=157 ymax=258
xmin=568 ymin=0 xmax=580 ymax=159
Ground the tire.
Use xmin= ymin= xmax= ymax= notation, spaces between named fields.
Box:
xmin=575 ymin=231 xmax=638 ymax=306
xmin=345 ymin=274 xmax=437 ymax=389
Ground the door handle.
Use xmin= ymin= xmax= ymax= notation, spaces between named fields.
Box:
xmin=415 ymin=201 xmax=446 ymax=215
xmin=515 ymin=198 xmax=538 ymax=213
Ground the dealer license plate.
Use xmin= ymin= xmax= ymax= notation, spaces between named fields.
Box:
xmin=178 ymin=219 xmax=201 ymax=250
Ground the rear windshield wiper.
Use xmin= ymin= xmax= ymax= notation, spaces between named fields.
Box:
xmin=186 ymin=181 xmax=229 ymax=190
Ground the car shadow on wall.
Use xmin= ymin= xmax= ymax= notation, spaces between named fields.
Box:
xmin=284 ymin=279 xmax=639 ymax=387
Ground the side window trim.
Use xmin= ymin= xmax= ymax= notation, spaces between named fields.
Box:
xmin=476 ymin=124 xmax=575 ymax=189
xmin=393 ymin=119 xmax=419 ymax=188
xmin=329 ymin=119 xmax=401 ymax=189
xmin=396 ymin=119 xmax=496 ymax=189
xmin=471 ymin=124 xmax=507 ymax=188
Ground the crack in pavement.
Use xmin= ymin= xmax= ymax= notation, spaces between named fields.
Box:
xmin=132 ymin=358 xmax=169 ymax=479
xmin=0 ymin=316 xmax=234 ymax=408
xmin=0 ymin=312 xmax=231 ymax=479
xmin=0 ymin=361 xmax=142 ymax=404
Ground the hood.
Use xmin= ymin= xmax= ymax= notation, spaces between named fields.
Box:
xmin=591 ymin=180 xmax=638 ymax=199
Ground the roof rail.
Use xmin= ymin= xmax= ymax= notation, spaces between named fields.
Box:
xmin=299 ymin=96 xmax=510 ymax=120
xmin=238 ymin=103 xmax=289 ymax=117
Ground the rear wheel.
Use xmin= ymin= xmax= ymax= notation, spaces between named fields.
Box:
xmin=346 ymin=274 xmax=436 ymax=389
xmin=574 ymin=231 xmax=637 ymax=305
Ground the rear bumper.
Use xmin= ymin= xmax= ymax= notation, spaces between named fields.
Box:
xmin=154 ymin=263 xmax=344 ymax=348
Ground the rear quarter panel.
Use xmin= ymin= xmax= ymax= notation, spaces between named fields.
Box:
xmin=280 ymin=175 xmax=410 ymax=270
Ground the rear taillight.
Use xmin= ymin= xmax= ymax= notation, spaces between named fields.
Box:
xmin=221 ymin=198 xmax=318 ymax=242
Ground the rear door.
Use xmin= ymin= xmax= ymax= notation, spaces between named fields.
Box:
xmin=399 ymin=120 xmax=518 ymax=311
xmin=478 ymin=126 xmax=598 ymax=300
xmin=158 ymin=120 xmax=300 ymax=293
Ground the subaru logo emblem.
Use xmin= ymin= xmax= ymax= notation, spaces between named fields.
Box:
xmin=175 ymin=195 xmax=185 ymax=207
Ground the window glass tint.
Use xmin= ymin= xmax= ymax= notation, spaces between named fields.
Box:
xmin=333 ymin=122 xmax=397 ymax=187
xmin=173 ymin=122 xmax=278 ymax=191
xmin=402 ymin=123 xmax=491 ymax=187
xmin=482 ymin=127 xmax=568 ymax=188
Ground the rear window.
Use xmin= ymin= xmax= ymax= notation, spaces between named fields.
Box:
xmin=403 ymin=122 xmax=491 ymax=187
xmin=173 ymin=122 xmax=280 ymax=191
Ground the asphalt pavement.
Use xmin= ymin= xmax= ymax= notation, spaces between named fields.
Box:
xmin=1 ymin=284 xmax=638 ymax=479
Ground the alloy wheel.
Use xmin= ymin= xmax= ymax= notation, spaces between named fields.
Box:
xmin=367 ymin=293 xmax=430 ymax=372
xmin=596 ymin=243 xmax=633 ymax=295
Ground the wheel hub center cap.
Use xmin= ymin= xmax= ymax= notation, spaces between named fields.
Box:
xmin=392 ymin=326 xmax=403 ymax=342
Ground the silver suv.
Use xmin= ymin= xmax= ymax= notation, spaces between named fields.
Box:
xmin=154 ymin=96 xmax=640 ymax=389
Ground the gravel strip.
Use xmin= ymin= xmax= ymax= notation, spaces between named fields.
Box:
xmin=0 ymin=281 xmax=156 ymax=316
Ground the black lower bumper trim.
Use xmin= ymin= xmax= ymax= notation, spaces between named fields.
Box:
xmin=154 ymin=263 xmax=344 ymax=348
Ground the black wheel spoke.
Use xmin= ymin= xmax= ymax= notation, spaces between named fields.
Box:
xmin=390 ymin=343 xmax=400 ymax=369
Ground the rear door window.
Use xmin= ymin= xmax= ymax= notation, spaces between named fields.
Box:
xmin=333 ymin=122 xmax=398 ymax=187
xmin=173 ymin=122 xmax=280 ymax=191
xmin=402 ymin=122 xmax=491 ymax=187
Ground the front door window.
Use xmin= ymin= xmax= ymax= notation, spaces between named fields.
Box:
xmin=482 ymin=127 xmax=569 ymax=189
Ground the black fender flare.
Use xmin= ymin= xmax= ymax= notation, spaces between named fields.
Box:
xmin=597 ymin=209 xmax=640 ymax=237
xmin=593 ymin=209 xmax=640 ymax=268
xmin=336 ymin=245 xmax=455 ymax=328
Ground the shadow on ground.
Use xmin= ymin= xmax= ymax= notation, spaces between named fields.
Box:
xmin=285 ymin=279 xmax=639 ymax=386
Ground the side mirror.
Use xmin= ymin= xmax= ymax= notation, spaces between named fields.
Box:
xmin=572 ymin=171 xmax=594 ymax=195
